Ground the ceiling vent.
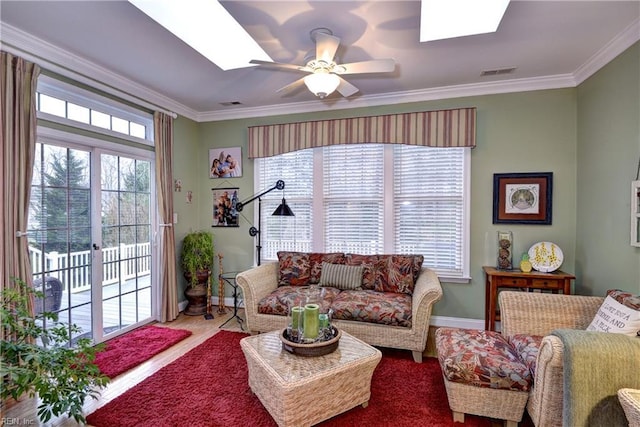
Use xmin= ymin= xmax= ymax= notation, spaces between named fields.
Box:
xmin=220 ymin=101 xmax=243 ymax=106
xmin=481 ymin=67 xmax=516 ymax=76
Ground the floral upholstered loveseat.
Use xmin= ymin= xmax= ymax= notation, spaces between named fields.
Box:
xmin=235 ymin=251 xmax=443 ymax=362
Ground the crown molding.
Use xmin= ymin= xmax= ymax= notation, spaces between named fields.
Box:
xmin=196 ymin=74 xmax=577 ymax=122
xmin=574 ymin=18 xmax=640 ymax=85
xmin=0 ymin=23 xmax=199 ymax=121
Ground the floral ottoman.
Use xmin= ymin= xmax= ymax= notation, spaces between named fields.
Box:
xmin=435 ymin=327 xmax=532 ymax=427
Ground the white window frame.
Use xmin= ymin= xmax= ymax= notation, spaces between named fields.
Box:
xmin=256 ymin=145 xmax=471 ymax=282
xmin=36 ymin=75 xmax=154 ymax=146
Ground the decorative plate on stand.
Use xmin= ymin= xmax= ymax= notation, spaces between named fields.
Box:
xmin=528 ymin=242 xmax=563 ymax=272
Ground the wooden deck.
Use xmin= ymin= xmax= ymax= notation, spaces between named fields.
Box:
xmin=46 ymin=274 xmax=152 ymax=341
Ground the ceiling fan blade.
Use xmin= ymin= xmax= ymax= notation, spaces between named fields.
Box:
xmin=250 ymin=59 xmax=312 ymax=73
xmin=336 ymin=59 xmax=396 ymax=75
xmin=276 ymin=77 xmax=306 ymax=95
xmin=336 ymin=76 xmax=359 ymax=97
xmin=315 ymin=32 xmax=340 ymax=63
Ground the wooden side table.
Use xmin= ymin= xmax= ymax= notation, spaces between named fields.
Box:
xmin=483 ymin=266 xmax=575 ymax=331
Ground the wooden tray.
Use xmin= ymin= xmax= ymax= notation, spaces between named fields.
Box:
xmin=280 ymin=327 xmax=342 ymax=357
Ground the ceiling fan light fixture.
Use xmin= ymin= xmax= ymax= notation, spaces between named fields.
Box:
xmin=304 ymin=72 xmax=340 ymax=99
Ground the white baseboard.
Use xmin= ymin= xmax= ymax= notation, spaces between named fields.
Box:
xmin=430 ymin=315 xmax=485 ymax=330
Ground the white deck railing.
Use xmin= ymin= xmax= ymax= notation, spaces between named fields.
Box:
xmin=29 ymin=243 xmax=151 ymax=293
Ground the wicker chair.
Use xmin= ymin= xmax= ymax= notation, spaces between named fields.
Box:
xmin=499 ymin=291 xmax=640 ymax=427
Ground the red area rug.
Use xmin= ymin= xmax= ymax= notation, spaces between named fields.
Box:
xmin=94 ymin=325 xmax=192 ymax=378
xmin=88 ymin=331 xmax=532 ymax=426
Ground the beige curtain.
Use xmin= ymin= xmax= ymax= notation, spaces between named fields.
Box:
xmin=0 ymin=52 xmax=40 ymax=315
xmin=154 ymin=111 xmax=179 ymax=322
xmin=248 ymin=107 xmax=476 ymax=158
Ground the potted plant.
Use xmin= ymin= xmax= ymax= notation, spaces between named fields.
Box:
xmin=180 ymin=231 xmax=214 ymax=315
xmin=0 ymin=279 xmax=109 ymax=424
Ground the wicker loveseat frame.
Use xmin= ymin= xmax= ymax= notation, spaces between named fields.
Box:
xmin=499 ymin=291 xmax=640 ymax=427
xmin=236 ymin=261 xmax=443 ymax=362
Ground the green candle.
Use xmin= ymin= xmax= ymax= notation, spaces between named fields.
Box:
xmin=291 ymin=306 xmax=304 ymax=330
xmin=303 ymin=303 xmax=320 ymax=340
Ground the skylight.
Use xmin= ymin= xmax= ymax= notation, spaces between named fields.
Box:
xmin=420 ymin=0 xmax=510 ymax=42
xmin=128 ymin=0 xmax=272 ymax=70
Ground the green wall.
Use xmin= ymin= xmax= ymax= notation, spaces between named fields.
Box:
xmin=172 ymin=42 xmax=639 ymax=320
xmin=171 ymin=115 xmax=201 ymax=297
xmin=576 ymin=42 xmax=640 ymax=295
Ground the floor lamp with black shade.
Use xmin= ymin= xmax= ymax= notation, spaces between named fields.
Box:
xmin=235 ymin=179 xmax=294 ymax=265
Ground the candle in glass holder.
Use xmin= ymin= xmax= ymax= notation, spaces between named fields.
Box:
xmin=303 ymin=303 xmax=319 ymax=340
xmin=319 ymin=313 xmax=329 ymax=329
xmin=291 ymin=306 xmax=305 ymax=331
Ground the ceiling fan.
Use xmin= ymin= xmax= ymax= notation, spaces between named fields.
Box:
xmin=250 ymin=28 xmax=395 ymax=99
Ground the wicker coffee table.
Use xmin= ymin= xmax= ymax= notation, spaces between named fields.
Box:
xmin=240 ymin=330 xmax=382 ymax=427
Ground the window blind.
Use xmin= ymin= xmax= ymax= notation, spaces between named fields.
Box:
xmin=257 ymin=144 xmax=469 ymax=279
xmin=393 ymin=145 xmax=465 ymax=276
xmin=257 ymin=149 xmax=314 ymax=259
xmin=323 ymin=144 xmax=384 ymax=254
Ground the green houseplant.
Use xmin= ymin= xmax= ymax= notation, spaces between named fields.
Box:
xmin=180 ymin=231 xmax=214 ymax=315
xmin=0 ymin=279 xmax=109 ymax=424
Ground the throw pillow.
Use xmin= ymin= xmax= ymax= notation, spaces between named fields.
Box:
xmin=319 ymin=262 xmax=364 ymax=290
xmin=378 ymin=254 xmax=424 ymax=294
xmin=277 ymin=251 xmax=311 ymax=287
xmin=345 ymin=254 xmax=381 ymax=290
xmin=309 ymin=252 xmax=346 ymax=284
xmin=586 ymin=289 xmax=640 ymax=336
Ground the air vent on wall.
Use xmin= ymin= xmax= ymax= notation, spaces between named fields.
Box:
xmin=220 ymin=101 xmax=243 ymax=106
xmin=481 ymin=67 xmax=516 ymax=76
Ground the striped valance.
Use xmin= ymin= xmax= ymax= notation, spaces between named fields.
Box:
xmin=248 ymin=107 xmax=476 ymax=158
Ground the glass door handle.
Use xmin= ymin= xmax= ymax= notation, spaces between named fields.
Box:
xmin=92 ymin=243 xmax=100 ymax=250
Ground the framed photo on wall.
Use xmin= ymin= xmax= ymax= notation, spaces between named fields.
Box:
xmin=212 ymin=187 xmax=239 ymax=227
xmin=493 ymin=172 xmax=553 ymax=224
xmin=209 ymin=147 xmax=242 ymax=178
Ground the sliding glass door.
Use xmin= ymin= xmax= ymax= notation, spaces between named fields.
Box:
xmin=28 ymin=141 xmax=156 ymax=346
xmin=99 ymin=153 xmax=153 ymax=337
xmin=29 ymin=143 xmax=94 ymax=344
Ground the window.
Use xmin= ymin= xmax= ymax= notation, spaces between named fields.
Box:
xmin=36 ymin=75 xmax=154 ymax=145
xmin=256 ymin=144 xmax=470 ymax=280
xmin=258 ymin=149 xmax=314 ymax=253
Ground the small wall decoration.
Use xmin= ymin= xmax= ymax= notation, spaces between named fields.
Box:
xmin=209 ymin=147 xmax=242 ymax=178
xmin=493 ymin=172 xmax=553 ymax=224
xmin=212 ymin=187 xmax=239 ymax=227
